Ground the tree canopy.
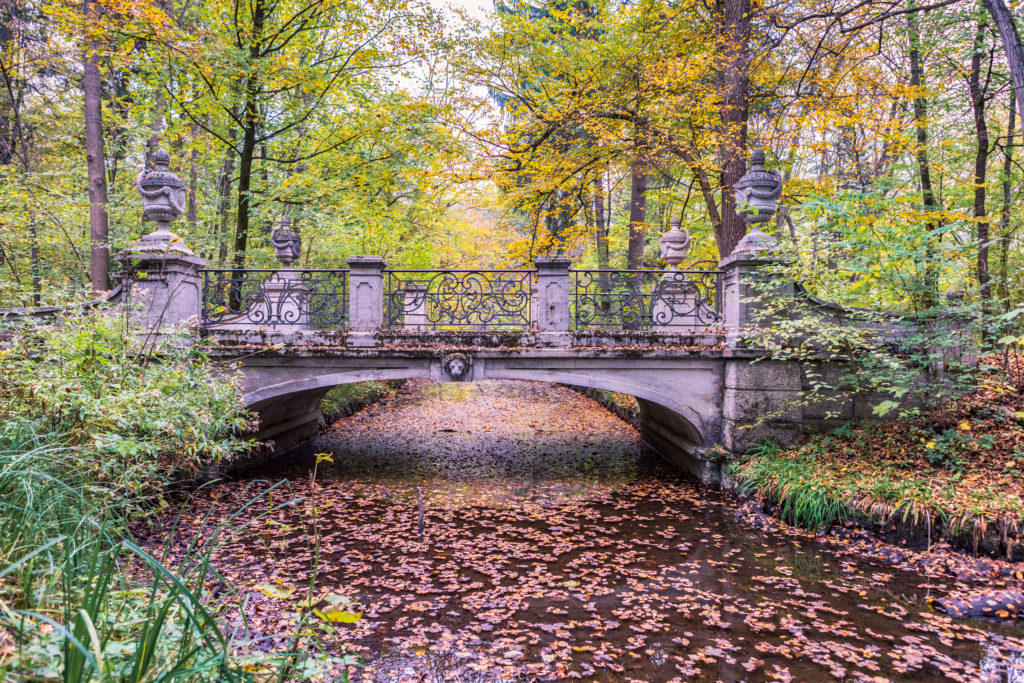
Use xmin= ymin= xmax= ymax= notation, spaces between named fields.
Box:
xmin=0 ymin=0 xmax=1022 ymax=317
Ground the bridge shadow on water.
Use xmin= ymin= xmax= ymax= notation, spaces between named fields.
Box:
xmin=260 ymin=380 xmax=664 ymax=485
xmin=197 ymin=380 xmax=1024 ymax=682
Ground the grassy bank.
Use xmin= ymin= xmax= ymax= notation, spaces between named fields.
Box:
xmin=319 ymin=381 xmax=403 ymax=424
xmin=566 ymin=386 xmax=641 ymax=429
xmin=732 ymin=360 xmax=1024 ymax=559
xmin=0 ymin=310 xmax=342 ymax=680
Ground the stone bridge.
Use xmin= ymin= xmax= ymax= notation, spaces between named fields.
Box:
xmin=118 ymin=227 xmax=865 ymax=485
xmin=5 ymin=150 xmax=897 ymax=485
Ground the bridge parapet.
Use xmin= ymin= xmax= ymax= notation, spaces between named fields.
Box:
xmin=383 ymin=267 xmax=536 ymax=330
xmin=104 ymin=150 xmax=788 ymax=347
xmin=193 ymin=260 xmax=731 ymax=346
xmin=201 ymin=268 xmax=348 ymax=331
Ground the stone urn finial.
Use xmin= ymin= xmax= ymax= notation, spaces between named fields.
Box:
xmin=270 ymin=214 xmax=301 ymax=267
xmin=658 ymin=215 xmax=691 ymax=270
xmin=731 ymin=148 xmax=783 ymax=254
xmin=135 ymin=149 xmax=190 ymax=252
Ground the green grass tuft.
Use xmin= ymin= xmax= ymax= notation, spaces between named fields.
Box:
xmin=732 ymin=441 xmax=852 ymax=532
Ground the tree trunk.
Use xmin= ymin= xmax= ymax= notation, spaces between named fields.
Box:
xmin=592 ymin=173 xmax=609 ymax=270
xmin=593 ymin=172 xmax=611 ymax=310
xmin=187 ymin=124 xmax=199 ymax=227
xmin=146 ymin=93 xmax=165 ymax=167
xmin=1000 ymin=94 xmax=1016 ymax=306
xmin=216 ymin=144 xmax=236 ymax=264
xmin=982 ymin=0 xmax=1024 ymax=121
xmin=907 ymin=10 xmax=941 ymax=308
xmin=83 ymin=0 xmax=109 ymax=294
xmin=30 ymin=209 xmax=39 ymax=306
xmin=715 ymin=0 xmax=751 ymax=258
xmin=627 ymin=154 xmax=647 ymax=270
xmin=968 ymin=18 xmax=991 ymax=306
xmin=107 ymin=66 xmax=132 ymax=187
xmin=232 ymin=0 xmax=265 ymax=269
xmin=234 ymin=112 xmax=256 ymax=269
xmin=144 ymin=0 xmax=173 ymax=166
xmin=0 ymin=9 xmax=16 ymax=166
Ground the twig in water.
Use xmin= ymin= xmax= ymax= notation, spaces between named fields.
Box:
xmin=417 ymin=486 xmax=425 ymax=540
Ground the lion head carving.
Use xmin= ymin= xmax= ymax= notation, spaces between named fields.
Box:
xmin=442 ymin=352 xmax=471 ymax=380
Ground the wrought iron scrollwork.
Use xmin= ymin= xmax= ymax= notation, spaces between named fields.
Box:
xmin=199 ymin=266 xmax=718 ymax=332
xmin=384 ymin=270 xmax=534 ymax=329
xmin=571 ymin=269 xmax=721 ymax=330
xmin=201 ymin=268 xmax=348 ymax=329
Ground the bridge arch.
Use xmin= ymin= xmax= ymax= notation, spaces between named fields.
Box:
xmin=235 ymin=354 xmax=725 ymax=483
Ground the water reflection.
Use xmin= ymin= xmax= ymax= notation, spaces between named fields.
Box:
xmin=196 ymin=381 xmax=1024 ymax=681
xmin=982 ymin=643 xmax=1024 ymax=682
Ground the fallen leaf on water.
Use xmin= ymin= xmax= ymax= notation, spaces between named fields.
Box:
xmin=255 ymin=582 xmax=296 ymax=599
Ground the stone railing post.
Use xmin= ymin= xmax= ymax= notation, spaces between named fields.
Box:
xmin=719 ymin=198 xmax=802 ymax=456
xmin=120 ymin=248 xmax=205 ymax=334
xmin=721 ymin=147 xmax=795 ymax=342
xmin=402 ymin=283 xmax=428 ymax=330
xmin=261 ymin=271 xmax=309 ymax=330
xmin=718 ymin=251 xmax=793 ymax=343
xmin=347 ymin=255 xmax=386 ymax=345
xmin=534 ymin=256 xmax=571 ymax=345
xmin=719 ymin=247 xmax=803 ymax=456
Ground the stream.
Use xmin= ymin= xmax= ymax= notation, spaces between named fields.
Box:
xmin=179 ymin=380 xmax=1024 ymax=681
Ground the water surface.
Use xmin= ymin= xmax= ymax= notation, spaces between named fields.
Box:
xmin=191 ymin=381 xmax=1024 ymax=681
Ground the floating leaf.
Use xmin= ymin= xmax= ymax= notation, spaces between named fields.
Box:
xmin=314 ymin=605 xmax=362 ymax=623
xmin=256 ymin=582 xmax=296 ymax=599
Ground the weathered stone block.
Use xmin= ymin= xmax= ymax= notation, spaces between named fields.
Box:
xmin=723 ymin=388 xmax=802 ymax=422
xmin=120 ymin=250 xmax=205 ymax=334
xmin=800 ymin=392 xmax=855 ymax=421
xmin=347 ymin=255 xmax=386 ymax=332
xmin=801 ymin=361 xmax=850 ymax=388
xmin=535 ymin=256 xmax=571 ymax=332
xmin=724 ymin=359 xmax=801 ymax=391
xmin=800 ymin=417 xmax=853 ymax=435
xmin=722 ymin=418 xmax=804 ymax=454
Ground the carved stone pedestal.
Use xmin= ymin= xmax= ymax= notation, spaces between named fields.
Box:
xmin=119 ymin=249 xmax=205 ymax=334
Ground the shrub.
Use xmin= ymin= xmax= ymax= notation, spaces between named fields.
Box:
xmin=733 ymin=441 xmax=852 ymax=532
xmin=0 ymin=308 xmax=253 ymax=507
xmin=0 ymin=309 xmax=346 ymax=681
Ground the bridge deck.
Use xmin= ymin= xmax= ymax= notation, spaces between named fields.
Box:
xmin=203 ymin=328 xmax=730 ymax=354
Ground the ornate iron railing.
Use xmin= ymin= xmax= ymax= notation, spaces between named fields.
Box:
xmin=201 ymin=268 xmax=348 ymax=329
xmin=571 ymin=269 xmax=722 ymax=330
xmin=384 ymin=269 xmax=534 ymax=329
xmin=197 ymin=265 xmax=720 ymax=333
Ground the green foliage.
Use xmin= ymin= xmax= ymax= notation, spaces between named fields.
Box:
xmin=733 ymin=441 xmax=852 ymax=532
xmin=0 ymin=313 xmax=348 ymax=679
xmin=745 ymin=242 xmax=986 ymax=439
xmin=0 ymin=308 xmax=252 ymax=502
xmin=0 ymin=311 xmax=356 ymax=679
xmin=922 ymin=429 xmax=995 ymax=474
xmin=319 ymin=381 xmax=401 ymax=422
xmin=0 ymin=439 xmax=348 ymax=680
xmin=731 ymin=382 xmax=1024 ymax=547
xmin=0 ymin=0 xmax=475 ymax=307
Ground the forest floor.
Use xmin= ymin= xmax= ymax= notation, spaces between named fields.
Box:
xmin=154 ymin=380 xmax=1024 ymax=682
xmin=732 ymin=356 xmax=1024 ymax=560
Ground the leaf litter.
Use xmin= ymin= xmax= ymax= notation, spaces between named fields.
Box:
xmin=153 ymin=380 xmax=1024 ymax=682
